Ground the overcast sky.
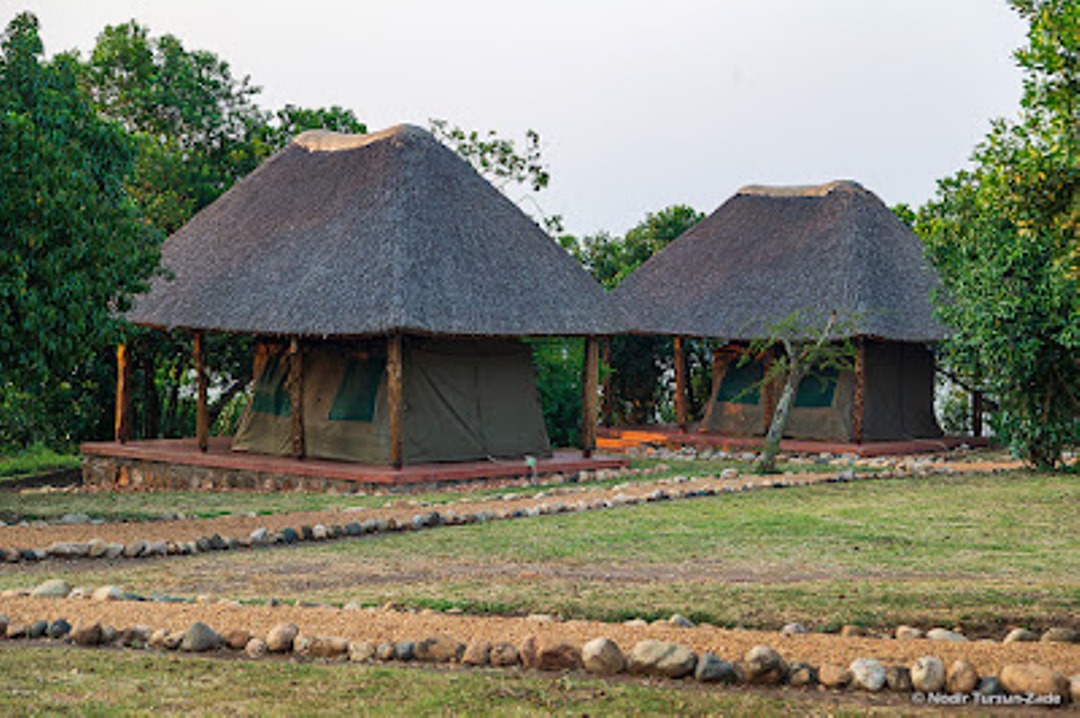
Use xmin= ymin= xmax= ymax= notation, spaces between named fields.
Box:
xmin=16 ymin=1 xmax=1027 ymax=237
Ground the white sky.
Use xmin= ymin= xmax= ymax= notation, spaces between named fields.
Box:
xmin=13 ymin=1 xmax=1027 ymax=237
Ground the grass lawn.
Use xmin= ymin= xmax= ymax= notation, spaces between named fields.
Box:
xmin=0 ymin=456 xmax=831 ymax=523
xmin=0 ymin=644 xmax=887 ymax=717
xmin=4 ymin=470 xmax=1076 ymax=633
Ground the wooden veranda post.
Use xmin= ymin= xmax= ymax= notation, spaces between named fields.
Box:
xmin=287 ymin=337 xmax=305 ymax=458
xmin=673 ymin=336 xmax=689 ymax=428
xmin=387 ymin=333 xmax=404 ymax=469
xmin=581 ymin=336 xmax=600 ymax=458
xmin=852 ymin=337 xmax=866 ymax=443
xmin=193 ymin=331 xmax=209 ymax=452
xmin=115 ymin=343 xmax=131 ymax=443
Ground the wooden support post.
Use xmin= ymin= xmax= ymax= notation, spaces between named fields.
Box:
xmin=287 ymin=337 xmax=305 ymax=459
xmin=971 ymin=390 xmax=984 ymax=438
xmin=115 ymin=343 xmax=131 ymax=443
xmin=387 ymin=333 xmax=404 ymax=469
xmin=673 ymin=336 xmax=689 ymax=428
xmin=194 ymin=331 xmax=209 ymax=452
xmin=581 ymin=336 xmax=600 ymax=458
xmin=600 ymin=337 xmax=614 ymax=427
xmin=852 ymin=337 xmax=866 ymax=443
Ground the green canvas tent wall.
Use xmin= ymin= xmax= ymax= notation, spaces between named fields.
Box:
xmin=233 ymin=337 xmax=551 ymax=463
xmin=125 ymin=124 xmax=625 ymax=464
xmin=704 ymin=340 xmax=939 ymax=441
xmin=613 ymin=180 xmax=945 ymax=442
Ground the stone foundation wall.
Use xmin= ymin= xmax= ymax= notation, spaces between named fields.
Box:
xmin=80 ymin=455 xmax=610 ymax=495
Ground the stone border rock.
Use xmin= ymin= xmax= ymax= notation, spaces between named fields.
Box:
xmin=9 ymin=578 xmax=1079 ymax=655
xmin=0 ymin=602 xmax=1073 ymax=707
xmin=0 ymin=464 xmax=918 ymax=566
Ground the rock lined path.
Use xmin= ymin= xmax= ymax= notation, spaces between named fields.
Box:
xmin=0 ymin=594 xmax=1077 ymax=679
xmin=0 ymin=459 xmax=981 ymax=558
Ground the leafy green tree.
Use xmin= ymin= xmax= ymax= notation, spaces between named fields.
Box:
xmin=0 ymin=13 xmax=160 ymax=445
xmin=529 ymin=338 xmax=584 ymax=447
xmin=430 ymin=118 xmax=563 ymax=234
xmin=83 ymin=21 xmax=368 ymax=440
xmin=741 ymin=312 xmax=855 ymax=473
xmin=564 ymin=206 xmax=705 ymax=424
xmin=566 ymin=205 xmax=704 ymax=290
xmin=917 ymin=0 xmax=1078 ymax=469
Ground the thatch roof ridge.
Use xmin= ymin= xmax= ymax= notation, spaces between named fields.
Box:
xmin=292 ymin=124 xmax=423 ymax=152
xmin=129 ymin=124 xmax=623 ymax=337
xmin=736 ymin=179 xmax=865 ymax=198
xmin=613 ymin=181 xmax=945 ymax=342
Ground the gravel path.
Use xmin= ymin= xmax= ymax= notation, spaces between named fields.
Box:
xmin=4 ymin=455 xmax=1070 ymax=704
xmin=0 ymin=595 xmax=1077 ymax=679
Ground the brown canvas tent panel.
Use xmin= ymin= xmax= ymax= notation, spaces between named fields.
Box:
xmin=703 ymin=341 xmax=941 ymax=441
xmin=233 ymin=336 xmax=551 ymax=464
xmin=861 ymin=340 xmax=941 ymax=442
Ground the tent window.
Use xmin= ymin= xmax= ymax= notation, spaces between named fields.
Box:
xmin=251 ymin=353 xmax=291 ymax=416
xmin=716 ymin=361 xmax=762 ymax=405
xmin=329 ymin=355 xmax=385 ymax=422
xmin=794 ymin=368 xmax=838 ymax=408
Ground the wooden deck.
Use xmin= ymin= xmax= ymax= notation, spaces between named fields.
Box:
xmin=597 ymin=425 xmax=986 ymax=458
xmin=81 ymin=437 xmax=629 ymax=493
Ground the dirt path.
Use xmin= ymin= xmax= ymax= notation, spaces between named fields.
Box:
xmin=0 ymin=595 xmax=1077 ymax=679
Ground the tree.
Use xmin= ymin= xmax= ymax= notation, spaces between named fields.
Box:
xmin=83 ymin=21 xmax=369 ymax=441
xmin=742 ymin=313 xmax=855 ymax=473
xmin=564 ymin=206 xmax=705 ymax=424
xmin=916 ymin=0 xmax=1078 ymax=469
xmin=430 ymin=118 xmax=562 ymax=234
xmin=0 ymin=13 xmax=160 ymax=445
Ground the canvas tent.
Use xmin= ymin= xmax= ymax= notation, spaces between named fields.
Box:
xmin=613 ymin=180 xmax=945 ymax=442
xmin=125 ymin=124 xmax=622 ymax=465
xmin=232 ymin=337 xmax=551 ymax=464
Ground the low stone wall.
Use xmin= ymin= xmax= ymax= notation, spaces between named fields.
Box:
xmin=81 ymin=455 xmax=608 ymax=495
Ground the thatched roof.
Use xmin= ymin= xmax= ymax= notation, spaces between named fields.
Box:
xmin=129 ymin=124 xmax=622 ymax=337
xmin=613 ymin=180 xmax=945 ymax=342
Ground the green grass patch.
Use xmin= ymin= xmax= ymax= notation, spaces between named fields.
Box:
xmin=0 ymin=644 xmax=871 ymax=717
xmin=0 ymin=443 xmax=79 ymax=480
xmin=0 ymin=455 xmax=850 ymax=523
xmin=6 ymin=470 xmax=1075 ymax=633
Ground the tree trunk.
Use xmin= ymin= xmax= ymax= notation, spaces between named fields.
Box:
xmin=194 ymin=330 xmax=209 ymax=452
xmin=756 ymin=369 xmax=804 ymax=474
xmin=673 ymin=336 xmax=689 ymax=428
xmin=207 ymin=378 xmax=245 ymax=433
xmin=139 ymin=350 xmax=161 ymax=438
xmin=164 ymin=365 xmax=180 ymax=438
xmin=600 ymin=338 xmax=614 ymax=427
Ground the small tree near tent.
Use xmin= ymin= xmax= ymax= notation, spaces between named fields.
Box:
xmin=741 ymin=312 xmax=856 ymax=474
